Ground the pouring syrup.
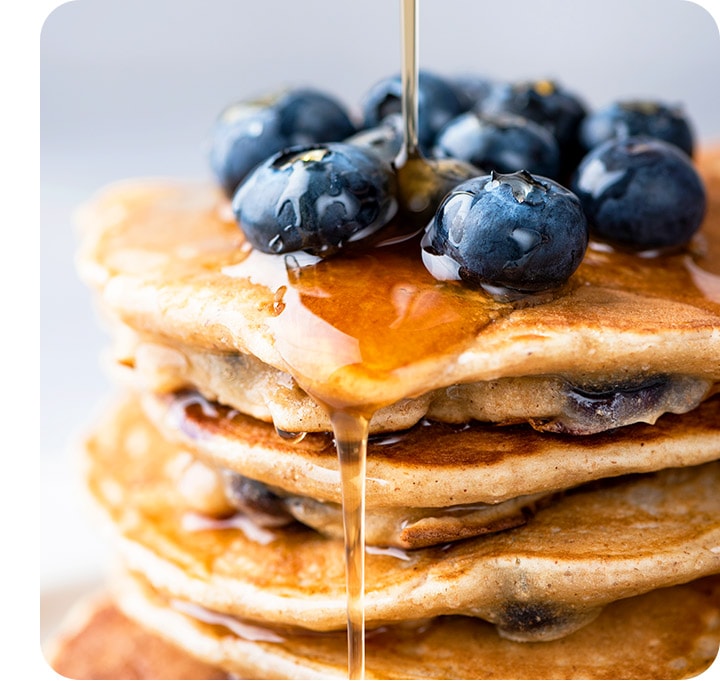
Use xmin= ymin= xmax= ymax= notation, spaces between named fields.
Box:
xmin=333 ymin=2 xmax=430 ymax=677
xmin=394 ymin=0 xmax=480 ymax=232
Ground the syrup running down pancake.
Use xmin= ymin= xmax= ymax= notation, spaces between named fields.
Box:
xmin=57 ymin=55 xmax=720 ymax=674
xmin=61 ymin=143 xmax=720 ymax=679
xmin=46 ymin=576 xmax=720 ymax=680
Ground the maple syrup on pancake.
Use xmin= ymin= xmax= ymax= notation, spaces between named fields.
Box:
xmin=329 ymin=2 xmax=430 ymax=676
xmin=217 ymin=16 xmax=718 ymax=677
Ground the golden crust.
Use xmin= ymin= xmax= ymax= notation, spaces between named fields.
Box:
xmin=142 ymin=389 xmax=720 ymax=507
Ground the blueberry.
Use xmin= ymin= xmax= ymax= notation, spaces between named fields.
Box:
xmin=233 ymin=142 xmax=397 ymax=256
xmin=479 ymin=79 xmax=587 ymax=174
xmin=433 ymin=112 xmax=561 ymax=179
xmin=571 ymin=136 xmax=706 ymax=250
xmin=449 ymin=74 xmax=498 ymax=112
xmin=579 ymin=100 xmax=694 ymax=157
xmin=210 ymin=88 xmax=357 ymax=197
xmin=361 ymin=70 xmax=465 ymax=152
xmin=221 ymin=471 xmax=294 ymax=526
xmin=278 ymin=88 xmax=358 ymax=144
xmin=209 ymin=99 xmax=286 ymax=197
xmin=344 ymin=113 xmax=404 ymax=164
xmin=422 ymin=170 xmax=588 ymax=297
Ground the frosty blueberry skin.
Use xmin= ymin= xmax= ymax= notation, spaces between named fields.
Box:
xmin=571 ymin=136 xmax=706 ymax=250
xmin=579 ymin=100 xmax=694 ymax=157
xmin=422 ymin=170 xmax=588 ymax=296
xmin=278 ymin=88 xmax=358 ymax=144
xmin=210 ymin=100 xmax=287 ymax=197
xmin=210 ymin=88 xmax=357 ymax=197
xmin=434 ymin=112 xmax=561 ymax=179
xmin=233 ymin=143 xmax=397 ymax=257
xmin=361 ymin=70 xmax=466 ymax=152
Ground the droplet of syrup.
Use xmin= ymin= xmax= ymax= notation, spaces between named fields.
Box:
xmin=275 ymin=426 xmax=308 ymax=443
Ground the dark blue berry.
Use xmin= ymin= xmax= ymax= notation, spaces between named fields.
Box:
xmin=433 ymin=112 xmax=561 ymax=179
xmin=233 ymin=143 xmax=397 ymax=257
xmin=579 ymin=100 xmax=694 ymax=157
xmin=344 ymin=113 xmax=404 ymax=164
xmin=449 ymin=74 xmax=498 ymax=112
xmin=210 ymin=88 xmax=357 ymax=197
xmin=277 ymin=88 xmax=358 ymax=144
xmin=422 ymin=170 xmax=588 ymax=297
xmin=222 ymin=472 xmax=293 ymax=525
xmin=571 ymin=136 xmax=706 ymax=250
xmin=361 ymin=70 xmax=465 ymax=152
xmin=479 ymin=80 xmax=587 ymax=174
xmin=209 ymin=100 xmax=286 ymax=197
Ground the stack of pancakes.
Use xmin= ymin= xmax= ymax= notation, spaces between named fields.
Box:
xmin=47 ymin=147 xmax=720 ymax=679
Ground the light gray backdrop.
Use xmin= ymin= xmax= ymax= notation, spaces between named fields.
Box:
xmin=40 ymin=0 xmax=720 ymax=622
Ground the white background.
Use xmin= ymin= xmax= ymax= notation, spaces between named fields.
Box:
xmin=38 ymin=0 xmax=720 ymax=671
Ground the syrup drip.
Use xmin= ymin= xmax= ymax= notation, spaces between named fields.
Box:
xmin=103 ymin=10 xmax=719 ymax=681
xmin=394 ymin=0 xmax=480 ymax=232
xmin=329 ymin=409 xmax=370 ymax=680
xmin=326 ymin=4 xmax=422 ymax=677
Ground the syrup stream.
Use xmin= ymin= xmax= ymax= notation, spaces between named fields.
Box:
xmin=400 ymin=0 xmax=421 ymax=161
xmin=332 ymin=410 xmax=370 ymax=680
xmin=334 ymin=2 xmax=419 ymax=678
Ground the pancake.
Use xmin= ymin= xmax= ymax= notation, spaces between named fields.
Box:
xmin=75 ymin=148 xmax=720 ymax=434
xmin=140 ymin=390 xmax=720 ymax=548
xmin=111 ymin=571 xmax=720 ymax=680
xmin=84 ymin=393 xmax=720 ymax=641
xmin=144 ymin=388 xmax=720 ymax=508
xmin=45 ymin=591 xmax=230 ymax=679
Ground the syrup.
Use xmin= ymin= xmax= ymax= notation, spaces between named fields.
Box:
xmin=330 ymin=409 xmax=370 ymax=680
xmin=399 ymin=0 xmax=420 ymax=163
xmin=330 ymin=3 xmax=421 ymax=676
xmin=394 ymin=0 xmax=479 ymax=231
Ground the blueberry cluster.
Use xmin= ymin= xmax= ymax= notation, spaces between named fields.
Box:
xmin=210 ymin=71 xmax=706 ymax=298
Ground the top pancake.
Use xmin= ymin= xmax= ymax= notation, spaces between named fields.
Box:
xmin=76 ymin=149 xmax=720 ymax=415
